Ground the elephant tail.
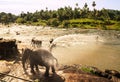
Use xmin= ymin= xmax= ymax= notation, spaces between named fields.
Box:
xmin=53 ymin=57 xmax=59 ymax=67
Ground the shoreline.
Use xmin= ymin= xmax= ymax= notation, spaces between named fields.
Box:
xmin=0 ymin=60 xmax=120 ymax=82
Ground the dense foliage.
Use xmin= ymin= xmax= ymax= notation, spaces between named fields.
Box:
xmin=0 ymin=2 xmax=120 ymax=30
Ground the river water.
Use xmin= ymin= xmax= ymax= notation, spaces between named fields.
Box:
xmin=1 ymin=26 xmax=120 ymax=72
xmin=52 ymin=35 xmax=120 ymax=72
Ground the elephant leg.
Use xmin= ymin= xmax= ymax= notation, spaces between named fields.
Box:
xmin=45 ymin=66 xmax=50 ymax=77
xmin=30 ymin=63 xmax=35 ymax=74
xmin=52 ymin=66 xmax=56 ymax=74
xmin=35 ymin=64 xmax=39 ymax=72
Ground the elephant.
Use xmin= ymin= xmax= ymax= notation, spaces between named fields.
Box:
xmin=22 ymin=48 xmax=58 ymax=77
xmin=49 ymin=38 xmax=54 ymax=44
xmin=31 ymin=38 xmax=42 ymax=48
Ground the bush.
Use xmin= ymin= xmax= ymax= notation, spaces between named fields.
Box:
xmin=31 ymin=17 xmax=38 ymax=22
xmin=71 ymin=24 xmax=79 ymax=28
xmin=16 ymin=18 xmax=26 ymax=24
xmin=111 ymin=22 xmax=120 ymax=30
xmin=63 ymin=20 xmax=70 ymax=28
xmin=104 ymin=20 xmax=114 ymax=25
xmin=47 ymin=18 xmax=60 ymax=27
xmin=101 ymin=24 xmax=107 ymax=30
xmin=81 ymin=67 xmax=95 ymax=74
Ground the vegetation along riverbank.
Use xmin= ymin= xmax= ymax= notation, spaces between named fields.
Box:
xmin=0 ymin=2 xmax=120 ymax=30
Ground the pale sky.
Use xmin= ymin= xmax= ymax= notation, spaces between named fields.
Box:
xmin=0 ymin=0 xmax=120 ymax=15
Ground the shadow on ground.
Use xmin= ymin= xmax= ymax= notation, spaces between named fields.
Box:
xmin=26 ymin=71 xmax=65 ymax=82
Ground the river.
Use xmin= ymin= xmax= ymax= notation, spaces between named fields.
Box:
xmin=52 ymin=35 xmax=120 ymax=72
xmin=1 ymin=25 xmax=120 ymax=72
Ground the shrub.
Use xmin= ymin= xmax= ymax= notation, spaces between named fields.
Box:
xmin=16 ymin=18 xmax=26 ymax=24
xmin=81 ymin=67 xmax=95 ymax=74
xmin=71 ymin=24 xmax=78 ymax=28
xmin=47 ymin=18 xmax=60 ymax=27
xmin=63 ymin=20 xmax=70 ymax=28
xmin=31 ymin=17 xmax=38 ymax=22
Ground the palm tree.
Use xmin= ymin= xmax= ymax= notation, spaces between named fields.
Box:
xmin=92 ymin=1 xmax=96 ymax=9
xmin=84 ymin=3 xmax=88 ymax=9
xmin=92 ymin=1 xmax=96 ymax=19
xmin=46 ymin=7 xmax=48 ymax=11
xmin=74 ymin=3 xmax=80 ymax=19
xmin=75 ymin=3 xmax=78 ymax=8
xmin=81 ymin=3 xmax=89 ymax=18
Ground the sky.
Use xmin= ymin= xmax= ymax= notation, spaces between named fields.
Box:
xmin=0 ymin=0 xmax=120 ymax=15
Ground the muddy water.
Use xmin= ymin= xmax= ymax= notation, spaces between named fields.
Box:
xmin=1 ymin=25 xmax=120 ymax=72
xmin=52 ymin=42 xmax=120 ymax=71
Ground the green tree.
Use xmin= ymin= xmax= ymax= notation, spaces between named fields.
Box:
xmin=92 ymin=1 xmax=97 ymax=19
xmin=16 ymin=17 xmax=26 ymax=24
xmin=82 ymin=3 xmax=89 ymax=18
xmin=51 ymin=10 xmax=57 ymax=18
xmin=73 ymin=3 xmax=81 ymax=19
xmin=57 ymin=8 xmax=65 ymax=21
xmin=1 ymin=15 xmax=8 ymax=24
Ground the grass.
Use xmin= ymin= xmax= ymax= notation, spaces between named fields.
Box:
xmin=67 ymin=18 xmax=120 ymax=30
xmin=81 ymin=66 xmax=95 ymax=74
xmin=24 ymin=18 xmax=120 ymax=30
xmin=107 ymin=22 xmax=120 ymax=30
xmin=25 ymin=20 xmax=47 ymax=26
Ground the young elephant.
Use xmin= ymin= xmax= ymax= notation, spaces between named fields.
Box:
xmin=22 ymin=48 xmax=58 ymax=77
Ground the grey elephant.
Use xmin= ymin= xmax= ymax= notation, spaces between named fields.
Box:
xmin=22 ymin=48 xmax=58 ymax=77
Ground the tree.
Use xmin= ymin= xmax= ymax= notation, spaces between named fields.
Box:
xmin=57 ymin=8 xmax=65 ymax=21
xmin=24 ymin=12 xmax=33 ymax=21
xmin=92 ymin=1 xmax=96 ymax=9
xmin=83 ymin=3 xmax=89 ymax=18
xmin=74 ymin=8 xmax=80 ymax=19
xmin=92 ymin=1 xmax=97 ymax=19
xmin=76 ymin=3 xmax=78 ymax=7
xmin=84 ymin=3 xmax=88 ymax=9
xmin=73 ymin=3 xmax=81 ymax=19
xmin=51 ymin=10 xmax=57 ymax=18
xmin=1 ymin=15 xmax=8 ymax=24
xmin=64 ymin=6 xmax=73 ymax=19
xmin=101 ymin=8 xmax=110 ymax=21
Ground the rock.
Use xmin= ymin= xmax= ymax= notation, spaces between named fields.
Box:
xmin=89 ymin=66 xmax=112 ymax=79
xmin=0 ymin=38 xmax=3 ymax=40
xmin=0 ymin=61 xmax=10 ymax=75
xmin=105 ymin=69 xmax=120 ymax=78
xmin=101 ymin=72 xmax=112 ymax=79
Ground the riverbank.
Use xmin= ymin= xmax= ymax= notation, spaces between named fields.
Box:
xmin=0 ymin=25 xmax=120 ymax=70
xmin=0 ymin=25 xmax=120 ymax=82
xmin=0 ymin=60 xmax=120 ymax=82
